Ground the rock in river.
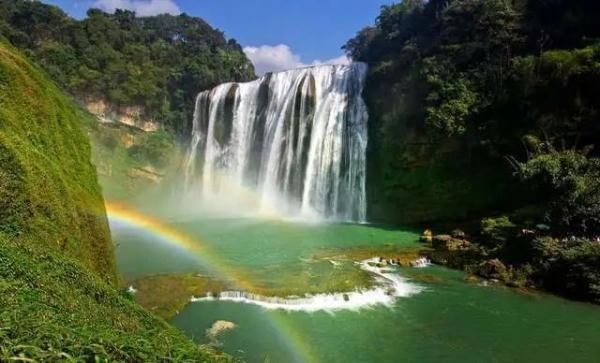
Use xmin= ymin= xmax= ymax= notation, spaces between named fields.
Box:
xmin=432 ymin=235 xmax=470 ymax=251
xmin=206 ymin=320 xmax=237 ymax=340
xmin=420 ymin=229 xmax=433 ymax=243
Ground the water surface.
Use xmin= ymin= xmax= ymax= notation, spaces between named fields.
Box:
xmin=113 ymin=218 xmax=600 ymax=363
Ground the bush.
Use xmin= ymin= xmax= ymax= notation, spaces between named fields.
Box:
xmin=518 ymin=151 xmax=600 ymax=237
xmin=128 ymin=129 xmax=174 ymax=168
xmin=481 ymin=216 xmax=517 ymax=246
xmin=532 ymin=237 xmax=600 ymax=303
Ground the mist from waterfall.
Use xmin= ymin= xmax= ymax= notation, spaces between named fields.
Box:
xmin=184 ymin=64 xmax=368 ymax=222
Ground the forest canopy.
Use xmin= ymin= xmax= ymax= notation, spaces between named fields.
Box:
xmin=345 ymin=0 xmax=600 ymax=302
xmin=0 ymin=0 xmax=255 ymax=134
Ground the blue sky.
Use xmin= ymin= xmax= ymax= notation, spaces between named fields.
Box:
xmin=43 ymin=0 xmax=393 ymax=74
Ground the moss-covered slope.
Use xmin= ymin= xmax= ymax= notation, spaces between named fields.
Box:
xmin=0 ymin=41 xmax=115 ymax=281
xmin=0 ymin=236 xmax=234 ymax=362
xmin=0 ymin=42 xmax=233 ymax=361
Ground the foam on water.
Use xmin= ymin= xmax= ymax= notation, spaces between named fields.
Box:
xmin=191 ymin=258 xmax=423 ymax=312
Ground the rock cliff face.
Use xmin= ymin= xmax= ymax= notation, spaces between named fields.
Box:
xmin=84 ymin=98 xmax=160 ymax=132
xmin=88 ymin=121 xmax=180 ymax=202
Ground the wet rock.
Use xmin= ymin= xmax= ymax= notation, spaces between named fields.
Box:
xmin=536 ymin=224 xmax=551 ymax=231
xmin=206 ymin=320 xmax=237 ymax=340
xmin=432 ymin=235 xmax=470 ymax=251
xmin=376 ymin=262 xmax=388 ymax=268
xmin=452 ymin=229 xmax=466 ymax=239
xmin=477 ymin=259 xmax=508 ymax=281
xmin=420 ymin=229 xmax=433 ymax=243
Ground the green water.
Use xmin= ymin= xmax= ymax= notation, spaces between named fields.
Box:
xmin=113 ymin=218 xmax=600 ymax=363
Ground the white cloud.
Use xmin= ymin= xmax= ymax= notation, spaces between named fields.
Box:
xmin=243 ymin=44 xmax=305 ymax=76
xmin=93 ymin=0 xmax=181 ymax=17
xmin=243 ymin=44 xmax=350 ymax=76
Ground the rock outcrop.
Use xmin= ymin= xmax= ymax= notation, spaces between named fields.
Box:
xmin=206 ymin=320 xmax=237 ymax=340
xmin=85 ymin=98 xmax=159 ymax=132
xmin=432 ymin=234 xmax=471 ymax=251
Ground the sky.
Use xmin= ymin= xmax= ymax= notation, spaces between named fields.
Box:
xmin=42 ymin=0 xmax=394 ymax=75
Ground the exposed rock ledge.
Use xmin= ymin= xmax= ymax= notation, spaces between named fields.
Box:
xmin=84 ymin=98 xmax=159 ymax=132
xmin=128 ymin=166 xmax=165 ymax=184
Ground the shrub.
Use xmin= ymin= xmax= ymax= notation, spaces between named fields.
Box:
xmin=518 ymin=151 xmax=600 ymax=237
xmin=532 ymin=237 xmax=600 ymax=303
xmin=128 ymin=129 xmax=174 ymax=168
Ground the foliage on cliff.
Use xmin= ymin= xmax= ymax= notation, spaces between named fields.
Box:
xmin=88 ymin=121 xmax=182 ymax=202
xmin=0 ymin=236 xmax=235 ymax=362
xmin=0 ymin=0 xmax=255 ymax=134
xmin=345 ymin=0 xmax=600 ymax=225
xmin=348 ymin=0 xmax=600 ymax=302
xmin=0 ymin=41 xmax=233 ymax=361
xmin=0 ymin=39 xmax=115 ymax=281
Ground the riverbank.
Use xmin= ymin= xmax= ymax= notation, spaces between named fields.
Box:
xmin=420 ymin=217 xmax=600 ymax=304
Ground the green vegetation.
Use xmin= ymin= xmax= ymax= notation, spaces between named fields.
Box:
xmin=0 ymin=0 xmax=255 ymax=135
xmin=346 ymin=0 xmax=600 ymax=303
xmin=0 ymin=40 xmax=115 ymax=281
xmin=132 ymin=274 xmax=227 ymax=320
xmin=0 ymin=237 xmax=234 ymax=362
xmin=0 ymin=41 xmax=233 ymax=361
xmin=346 ymin=0 xmax=600 ymax=225
xmin=88 ymin=121 xmax=182 ymax=202
xmin=128 ymin=129 xmax=176 ymax=168
xmin=517 ymin=150 xmax=600 ymax=237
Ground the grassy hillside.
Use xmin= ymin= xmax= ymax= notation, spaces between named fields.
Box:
xmin=0 ymin=236 xmax=234 ymax=362
xmin=0 ymin=40 xmax=115 ymax=281
xmin=0 ymin=42 xmax=234 ymax=361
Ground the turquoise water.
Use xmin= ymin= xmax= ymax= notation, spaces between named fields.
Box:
xmin=113 ymin=218 xmax=600 ymax=363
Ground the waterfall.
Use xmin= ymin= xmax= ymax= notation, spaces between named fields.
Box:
xmin=185 ymin=64 xmax=368 ymax=222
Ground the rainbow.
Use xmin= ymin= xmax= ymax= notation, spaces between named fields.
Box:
xmin=106 ymin=201 xmax=256 ymax=291
xmin=105 ymin=202 xmax=318 ymax=363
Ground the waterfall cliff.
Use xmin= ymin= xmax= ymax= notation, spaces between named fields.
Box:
xmin=185 ymin=64 xmax=368 ymax=222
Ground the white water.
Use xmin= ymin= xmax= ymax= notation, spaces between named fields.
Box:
xmin=191 ymin=258 xmax=423 ymax=312
xmin=410 ymin=257 xmax=432 ymax=268
xmin=185 ymin=64 xmax=369 ymax=222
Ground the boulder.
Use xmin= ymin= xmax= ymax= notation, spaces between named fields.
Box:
xmin=432 ymin=235 xmax=470 ymax=251
xmin=420 ymin=229 xmax=433 ymax=243
xmin=206 ymin=320 xmax=237 ymax=340
xmin=376 ymin=259 xmax=388 ymax=268
xmin=477 ymin=259 xmax=508 ymax=281
xmin=536 ymin=224 xmax=551 ymax=231
xmin=452 ymin=229 xmax=466 ymax=239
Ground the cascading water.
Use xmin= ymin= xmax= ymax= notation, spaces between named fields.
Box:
xmin=185 ymin=63 xmax=368 ymax=222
